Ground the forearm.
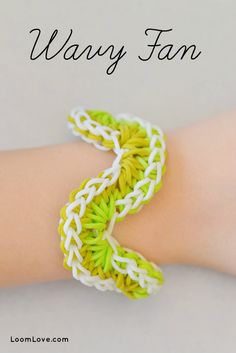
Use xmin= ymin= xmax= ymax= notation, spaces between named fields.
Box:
xmin=0 ymin=112 xmax=235 ymax=287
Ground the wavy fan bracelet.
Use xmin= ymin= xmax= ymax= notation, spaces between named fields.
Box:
xmin=58 ymin=107 xmax=167 ymax=299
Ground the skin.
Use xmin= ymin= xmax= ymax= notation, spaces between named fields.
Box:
xmin=0 ymin=111 xmax=235 ymax=287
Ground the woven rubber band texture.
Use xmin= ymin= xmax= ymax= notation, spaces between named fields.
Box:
xmin=58 ymin=107 xmax=167 ymax=299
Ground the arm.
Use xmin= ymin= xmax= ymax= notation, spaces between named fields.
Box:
xmin=0 ymin=111 xmax=235 ymax=287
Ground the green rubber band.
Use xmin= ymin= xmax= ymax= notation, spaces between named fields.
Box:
xmin=58 ymin=107 xmax=167 ymax=299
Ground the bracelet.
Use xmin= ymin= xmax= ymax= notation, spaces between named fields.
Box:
xmin=58 ymin=107 xmax=167 ymax=299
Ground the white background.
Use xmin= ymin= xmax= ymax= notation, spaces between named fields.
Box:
xmin=0 ymin=1 xmax=236 ymax=352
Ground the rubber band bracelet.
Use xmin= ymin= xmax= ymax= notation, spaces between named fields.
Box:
xmin=58 ymin=107 xmax=167 ymax=299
